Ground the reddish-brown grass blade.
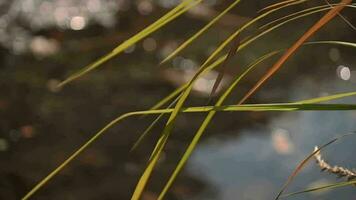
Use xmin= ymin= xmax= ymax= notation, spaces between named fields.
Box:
xmin=208 ymin=33 xmax=241 ymax=103
xmin=274 ymin=138 xmax=337 ymax=200
xmin=238 ymin=0 xmax=352 ymax=105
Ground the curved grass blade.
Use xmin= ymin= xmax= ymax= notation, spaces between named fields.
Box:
xmin=145 ymin=41 xmax=356 ymax=149
xmin=146 ymin=0 xmax=307 ymax=138
xmin=274 ymin=132 xmax=356 ymax=200
xmin=150 ymin=84 xmax=185 ymax=110
xmin=131 ymin=83 xmax=193 ymax=200
xmin=258 ymin=0 xmax=307 ymax=13
xmin=238 ymin=5 xmax=356 ymax=59
xmin=161 ymin=0 xmax=242 ymax=64
xmin=22 ymin=96 xmax=356 ymax=200
xmin=157 ymin=50 xmax=280 ymax=199
xmin=238 ymin=0 xmax=353 ymax=105
xmin=260 ymin=4 xmax=333 ymax=30
xmin=149 ymin=3 xmax=356 ymax=112
xmin=58 ymin=0 xmax=201 ymax=87
xmin=198 ymin=0 xmax=307 ymax=70
xmin=150 ymin=39 xmax=356 ymax=112
xmin=306 ymin=40 xmax=356 ymax=48
xmin=283 ymin=180 xmax=356 ymax=198
xmin=297 ymin=91 xmax=356 ymax=103
xmin=131 ymin=93 xmax=182 ymax=152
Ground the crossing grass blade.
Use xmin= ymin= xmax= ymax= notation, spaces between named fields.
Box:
xmin=147 ymin=4 xmax=355 ymax=113
xmin=57 ymin=0 xmax=202 ymax=87
xmin=324 ymin=0 xmax=356 ymax=31
xmin=133 ymin=40 xmax=356 ymax=153
xmin=161 ymin=0 xmax=242 ymax=64
xmin=157 ymin=50 xmax=279 ymax=199
xmin=156 ymin=4 xmax=356 ymax=110
xmin=236 ymin=5 xmax=356 ymax=59
xmin=160 ymin=3 xmax=354 ymax=109
xmin=129 ymin=0 xmax=287 ymax=191
xmin=238 ymin=0 xmax=353 ymax=105
xmin=197 ymin=0 xmax=307 ymax=70
xmin=22 ymin=91 xmax=356 ymax=200
xmin=130 ymin=93 xmax=181 ymax=152
xmin=157 ymin=45 xmax=356 ymax=198
xmin=282 ymin=180 xmax=356 ymax=198
xmin=148 ymin=39 xmax=356 ymax=114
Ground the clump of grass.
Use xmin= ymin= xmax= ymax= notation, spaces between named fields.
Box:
xmin=22 ymin=0 xmax=356 ymax=199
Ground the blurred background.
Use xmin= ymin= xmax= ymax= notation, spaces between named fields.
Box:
xmin=0 ymin=0 xmax=355 ymax=199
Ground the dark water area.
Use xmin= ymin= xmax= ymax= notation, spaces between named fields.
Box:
xmin=0 ymin=0 xmax=355 ymax=199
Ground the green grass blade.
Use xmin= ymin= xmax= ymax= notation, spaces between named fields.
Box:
xmin=157 ymin=50 xmax=280 ymax=199
xmin=237 ymin=0 xmax=353 ymax=105
xmin=305 ymin=40 xmax=356 ymax=48
xmin=237 ymin=4 xmax=356 ymax=59
xmin=199 ymin=0 xmax=307 ymax=69
xmin=297 ymin=91 xmax=356 ymax=103
xmin=149 ymin=39 xmax=356 ymax=112
xmin=21 ymin=111 xmax=140 ymax=200
xmin=130 ymin=113 xmax=163 ymax=152
xmin=283 ymin=180 xmax=356 ymax=198
xmin=151 ymin=2 xmax=356 ymax=112
xmin=259 ymin=0 xmax=307 ymax=13
xmin=131 ymin=93 xmax=181 ymax=152
xmin=131 ymin=83 xmax=194 ymax=199
xmin=58 ymin=0 xmax=201 ymax=87
xmin=161 ymin=0 xmax=242 ymax=64
xmin=22 ymin=96 xmax=356 ymax=199
xmin=260 ymin=4 xmax=334 ymax=30
xmin=150 ymin=85 xmax=184 ymax=110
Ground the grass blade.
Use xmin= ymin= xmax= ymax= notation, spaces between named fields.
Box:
xmin=131 ymin=93 xmax=181 ymax=152
xmin=157 ymin=50 xmax=280 ymax=199
xmin=199 ymin=0 xmax=307 ymax=70
xmin=283 ymin=180 xmax=356 ymax=198
xmin=297 ymin=91 xmax=356 ymax=103
xmin=274 ymin=132 xmax=356 ymax=200
xmin=238 ymin=0 xmax=353 ymax=104
xmin=324 ymin=0 xmax=356 ymax=31
xmin=149 ymin=3 xmax=341 ymax=112
xmin=258 ymin=0 xmax=307 ymax=13
xmin=161 ymin=0 xmax=242 ymax=64
xmin=150 ymin=39 xmax=356 ymax=112
xmin=208 ymin=33 xmax=241 ymax=103
xmin=260 ymin=4 xmax=334 ymax=30
xmin=58 ymin=0 xmax=202 ymax=87
xmin=22 ymin=91 xmax=356 ymax=199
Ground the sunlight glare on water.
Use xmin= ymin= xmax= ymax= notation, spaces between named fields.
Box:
xmin=337 ymin=65 xmax=351 ymax=81
xmin=70 ymin=16 xmax=86 ymax=30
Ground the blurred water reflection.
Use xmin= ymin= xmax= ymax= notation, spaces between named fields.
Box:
xmin=0 ymin=0 xmax=129 ymax=52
